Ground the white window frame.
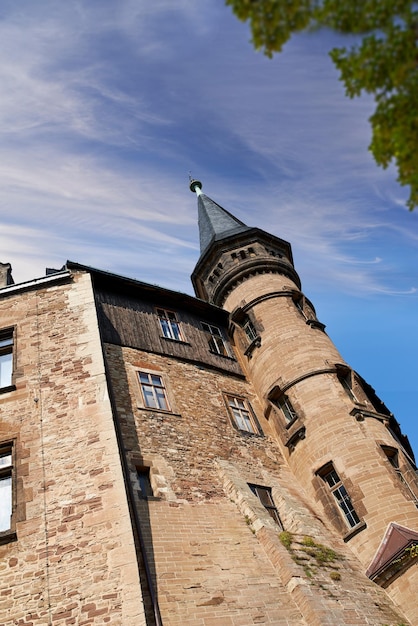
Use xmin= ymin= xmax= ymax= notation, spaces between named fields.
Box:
xmin=320 ymin=465 xmax=360 ymax=529
xmin=138 ymin=371 xmax=170 ymax=411
xmin=156 ymin=308 xmax=183 ymax=341
xmin=0 ymin=328 xmax=14 ymax=389
xmin=0 ymin=444 xmax=13 ymax=533
xmin=226 ymin=395 xmax=258 ymax=434
xmin=201 ymin=322 xmax=230 ymax=356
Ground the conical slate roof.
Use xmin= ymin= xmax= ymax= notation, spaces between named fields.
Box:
xmin=190 ymin=180 xmax=251 ymax=254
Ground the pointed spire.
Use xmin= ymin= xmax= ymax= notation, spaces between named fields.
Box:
xmin=189 ymin=179 xmax=250 ymax=254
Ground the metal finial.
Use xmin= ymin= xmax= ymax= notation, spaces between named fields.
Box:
xmin=189 ymin=178 xmax=203 ymax=194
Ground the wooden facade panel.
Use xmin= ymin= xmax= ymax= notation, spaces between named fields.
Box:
xmin=95 ymin=290 xmax=243 ymax=376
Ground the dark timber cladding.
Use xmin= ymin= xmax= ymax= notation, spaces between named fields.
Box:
xmin=66 ymin=262 xmax=243 ymax=375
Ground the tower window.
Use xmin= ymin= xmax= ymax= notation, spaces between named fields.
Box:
xmin=248 ymin=484 xmax=283 ymax=529
xmin=0 ymin=444 xmax=13 ymax=533
xmin=273 ymin=395 xmax=298 ymax=425
xmin=318 ymin=464 xmax=360 ymax=529
xmin=382 ymin=446 xmax=418 ymax=506
xmin=292 ymin=293 xmax=307 ymax=320
xmin=226 ymin=395 xmax=259 ymax=434
xmin=138 ymin=371 xmax=170 ymax=411
xmin=337 ymin=367 xmax=358 ymax=403
xmin=242 ymin=317 xmax=258 ymax=343
xmin=0 ymin=329 xmax=14 ymax=390
xmin=201 ymin=322 xmax=230 ymax=356
xmin=156 ymin=308 xmax=183 ymax=342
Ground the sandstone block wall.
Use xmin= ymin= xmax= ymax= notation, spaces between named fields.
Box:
xmin=0 ymin=273 xmax=145 ymax=626
xmin=105 ymin=342 xmax=410 ymax=625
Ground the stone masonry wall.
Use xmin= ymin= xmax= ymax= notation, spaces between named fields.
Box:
xmin=105 ymin=341 xmax=409 ymax=625
xmin=0 ymin=273 xmax=146 ymax=626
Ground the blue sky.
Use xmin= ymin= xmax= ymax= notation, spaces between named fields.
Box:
xmin=0 ymin=1 xmax=417 ymax=454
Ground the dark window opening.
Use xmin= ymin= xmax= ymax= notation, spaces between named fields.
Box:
xmin=201 ymin=322 xmax=229 ymax=356
xmin=248 ymin=484 xmax=283 ymax=529
xmin=136 ymin=467 xmax=153 ymax=498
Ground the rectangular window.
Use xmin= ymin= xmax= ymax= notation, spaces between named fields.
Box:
xmin=138 ymin=371 xmax=169 ymax=411
xmin=248 ymin=484 xmax=283 ymax=529
xmin=201 ymin=322 xmax=229 ymax=356
xmin=157 ymin=308 xmax=183 ymax=341
xmin=337 ymin=368 xmax=357 ymax=403
xmin=227 ymin=395 xmax=257 ymax=434
xmin=0 ymin=445 xmax=13 ymax=533
xmin=274 ymin=395 xmax=298 ymax=424
xmin=321 ymin=465 xmax=360 ymax=528
xmin=243 ymin=317 xmax=258 ymax=343
xmin=0 ymin=329 xmax=13 ymax=389
xmin=382 ymin=446 xmax=418 ymax=505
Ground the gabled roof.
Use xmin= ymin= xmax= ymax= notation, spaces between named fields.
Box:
xmin=366 ymin=522 xmax=418 ymax=580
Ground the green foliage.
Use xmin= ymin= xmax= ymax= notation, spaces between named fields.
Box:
xmin=329 ymin=570 xmax=341 ymax=581
xmin=302 ymin=535 xmax=316 ymax=547
xmin=225 ymin=0 xmax=418 ymax=209
xmin=279 ymin=530 xmax=293 ymax=549
xmin=406 ymin=543 xmax=418 ymax=558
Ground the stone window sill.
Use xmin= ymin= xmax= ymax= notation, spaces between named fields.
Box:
xmin=0 ymin=384 xmax=16 ymax=395
xmin=343 ymin=521 xmax=367 ymax=542
xmin=0 ymin=530 xmax=17 ymax=545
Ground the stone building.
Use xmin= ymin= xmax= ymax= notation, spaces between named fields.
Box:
xmin=0 ymin=181 xmax=417 ymax=626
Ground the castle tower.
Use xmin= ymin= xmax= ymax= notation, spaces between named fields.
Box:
xmin=190 ymin=180 xmax=418 ymax=623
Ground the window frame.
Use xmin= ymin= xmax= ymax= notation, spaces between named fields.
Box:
xmin=137 ymin=370 xmax=171 ymax=412
xmin=248 ymin=483 xmax=283 ymax=529
xmin=382 ymin=445 xmax=418 ymax=506
xmin=242 ymin=317 xmax=258 ymax=343
xmin=274 ymin=394 xmax=298 ymax=426
xmin=0 ymin=442 xmax=14 ymax=538
xmin=0 ymin=327 xmax=15 ymax=392
xmin=336 ymin=366 xmax=358 ymax=403
xmin=225 ymin=395 xmax=260 ymax=434
xmin=201 ymin=322 xmax=230 ymax=356
xmin=318 ymin=463 xmax=361 ymax=529
xmin=156 ymin=308 xmax=184 ymax=342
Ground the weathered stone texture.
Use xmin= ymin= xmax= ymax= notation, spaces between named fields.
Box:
xmin=105 ymin=342 xmax=410 ymax=625
xmin=0 ymin=273 xmax=146 ymax=626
